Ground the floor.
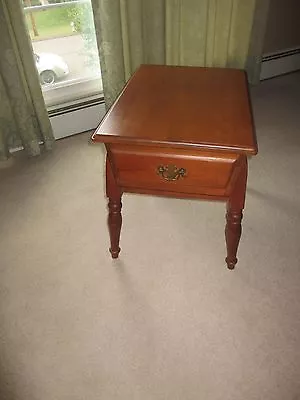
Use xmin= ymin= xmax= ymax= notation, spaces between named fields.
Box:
xmin=0 ymin=72 xmax=300 ymax=400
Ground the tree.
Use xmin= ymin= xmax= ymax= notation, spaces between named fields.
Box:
xmin=24 ymin=0 xmax=39 ymax=37
xmin=67 ymin=4 xmax=100 ymax=72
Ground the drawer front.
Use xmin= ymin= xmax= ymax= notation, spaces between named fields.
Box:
xmin=109 ymin=145 xmax=238 ymax=195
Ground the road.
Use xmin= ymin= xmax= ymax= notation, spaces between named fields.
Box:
xmin=32 ymin=34 xmax=101 ymax=81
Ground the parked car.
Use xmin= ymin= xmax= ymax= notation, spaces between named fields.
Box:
xmin=34 ymin=53 xmax=69 ymax=85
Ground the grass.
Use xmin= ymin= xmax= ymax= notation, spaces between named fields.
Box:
xmin=25 ymin=7 xmax=76 ymax=40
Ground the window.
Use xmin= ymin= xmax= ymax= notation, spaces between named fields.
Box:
xmin=22 ymin=0 xmax=105 ymax=138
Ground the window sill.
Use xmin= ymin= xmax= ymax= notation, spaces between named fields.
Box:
xmin=43 ymin=75 xmax=103 ymax=109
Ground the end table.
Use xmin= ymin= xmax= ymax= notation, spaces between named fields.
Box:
xmin=92 ymin=65 xmax=257 ymax=269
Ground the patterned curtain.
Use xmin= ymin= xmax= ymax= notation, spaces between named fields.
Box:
xmin=91 ymin=0 xmax=270 ymax=108
xmin=0 ymin=0 xmax=54 ymax=161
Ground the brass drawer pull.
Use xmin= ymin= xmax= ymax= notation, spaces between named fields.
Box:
xmin=157 ymin=164 xmax=186 ymax=181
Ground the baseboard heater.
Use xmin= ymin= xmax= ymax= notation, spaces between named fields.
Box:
xmin=260 ymin=47 xmax=300 ymax=80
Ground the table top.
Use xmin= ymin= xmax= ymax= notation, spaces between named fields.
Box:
xmin=92 ymin=65 xmax=257 ymax=155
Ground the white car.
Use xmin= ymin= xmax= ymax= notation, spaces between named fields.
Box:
xmin=35 ymin=53 xmax=69 ymax=85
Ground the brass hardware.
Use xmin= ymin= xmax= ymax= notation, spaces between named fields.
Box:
xmin=157 ymin=164 xmax=186 ymax=181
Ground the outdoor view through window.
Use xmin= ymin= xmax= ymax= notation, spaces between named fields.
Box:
xmin=22 ymin=0 xmax=103 ymax=108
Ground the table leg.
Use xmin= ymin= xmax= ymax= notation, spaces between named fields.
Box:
xmin=106 ymin=157 xmax=122 ymax=259
xmin=225 ymin=156 xmax=248 ymax=269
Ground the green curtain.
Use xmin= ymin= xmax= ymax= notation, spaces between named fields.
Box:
xmin=0 ymin=0 xmax=54 ymax=161
xmin=91 ymin=0 xmax=270 ymax=108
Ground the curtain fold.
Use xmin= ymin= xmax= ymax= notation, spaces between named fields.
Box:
xmin=246 ymin=0 xmax=270 ymax=84
xmin=0 ymin=0 xmax=54 ymax=161
xmin=92 ymin=0 xmax=269 ymax=108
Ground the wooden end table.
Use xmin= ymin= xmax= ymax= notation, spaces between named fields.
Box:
xmin=92 ymin=65 xmax=257 ymax=269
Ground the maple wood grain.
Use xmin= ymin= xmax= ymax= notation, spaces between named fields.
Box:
xmin=92 ymin=65 xmax=257 ymax=155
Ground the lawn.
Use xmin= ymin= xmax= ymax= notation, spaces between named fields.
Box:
xmin=25 ymin=6 xmax=76 ymax=40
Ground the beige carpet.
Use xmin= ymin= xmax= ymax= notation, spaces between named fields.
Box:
xmin=1 ymin=72 xmax=300 ymax=400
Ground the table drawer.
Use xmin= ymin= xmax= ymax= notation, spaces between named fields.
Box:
xmin=109 ymin=145 xmax=238 ymax=195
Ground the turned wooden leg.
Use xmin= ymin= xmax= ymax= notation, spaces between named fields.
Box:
xmin=225 ymin=156 xmax=247 ymax=270
xmin=108 ymin=198 xmax=122 ymax=258
xmin=225 ymin=208 xmax=243 ymax=269
xmin=106 ymin=156 xmax=122 ymax=259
